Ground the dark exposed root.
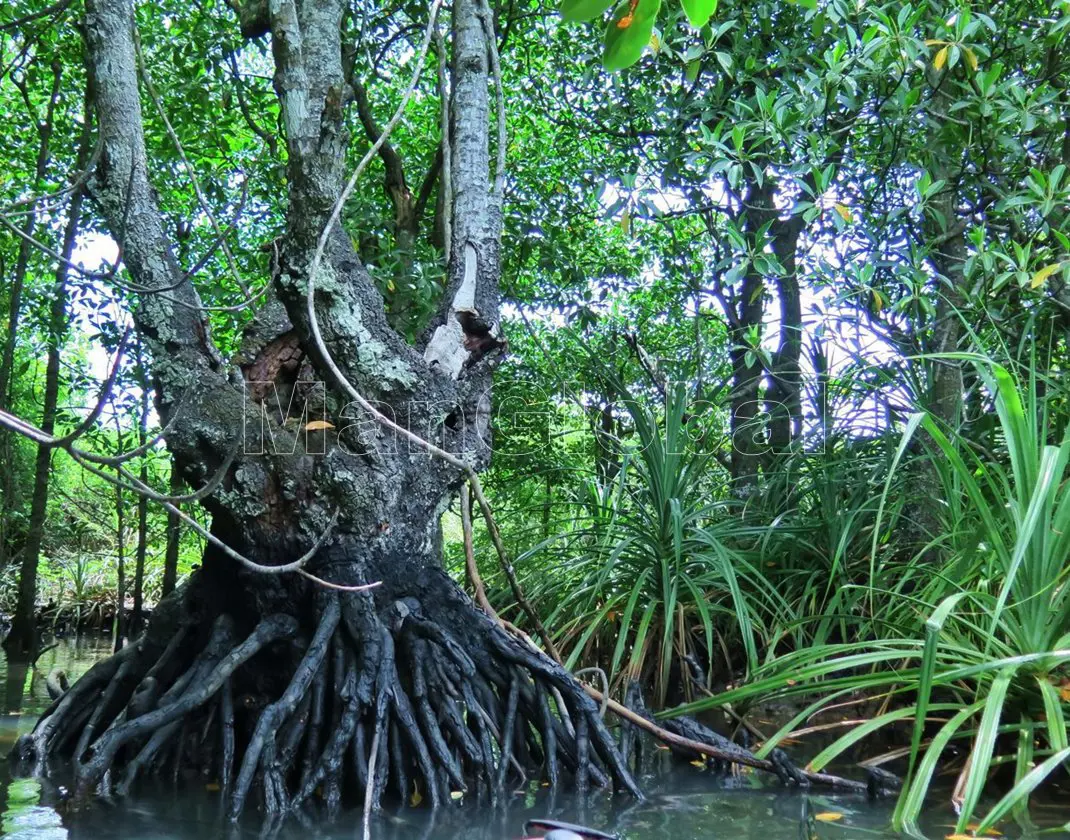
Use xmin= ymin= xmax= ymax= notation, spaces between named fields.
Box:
xmin=12 ymin=566 xmax=642 ymax=823
xmin=229 ymin=598 xmax=340 ymax=820
xmin=13 ymin=640 xmax=141 ymax=773
xmin=220 ymin=678 xmax=236 ymax=793
xmin=78 ymin=614 xmax=299 ymax=796
xmin=45 ymin=669 xmax=69 ymax=701
xmin=495 ymin=674 xmax=520 ymax=794
xmin=620 ymin=679 xmax=830 ymax=789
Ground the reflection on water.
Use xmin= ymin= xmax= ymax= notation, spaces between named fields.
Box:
xmin=1 ymin=636 xmax=115 ymax=720
xmin=1 ymin=639 xmax=1068 ymax=840
xmin=2 ymin=778 xmax=66 ymax=840
xmin=2 ymin=635 xmax=115 ymax=840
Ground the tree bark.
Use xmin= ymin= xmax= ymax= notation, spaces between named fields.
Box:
xmin=11 ymin=0 xmax=639 ymax=813
xmin=113 ymin=471 xmax=126 ymax=651
xmin=766 ymin=218 xmax=805 ymax=456
xmin=0 ymin=62 xmax=62 ymax=413
xmin=907 ymin=79 xmax=967 ymax=548
xmin=720 ymin=181 xmax=776 ymax=498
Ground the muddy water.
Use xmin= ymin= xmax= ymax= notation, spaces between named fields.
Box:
xmin=2 ymin=639 xmax=1068 ymax=840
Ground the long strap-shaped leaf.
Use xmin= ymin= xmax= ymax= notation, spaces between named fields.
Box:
xmin=974 ymin=746 xmax=1070 ymax=835
xmin=954 ymin=665 xmax=1016 ymax=833
xmin=893 ymin=700 xmax=985 ymax=831
xmin=901 ymin=593 xmax=969 ymax=795
xmin=1037 ymin=676 xmax=1069 ymax=752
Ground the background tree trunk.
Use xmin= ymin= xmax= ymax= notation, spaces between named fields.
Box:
xmin=130 ymin=351 xmax=150 ymax=637
xmin=5 ymin=155 xmax=88 ymax=655
xmin=161 ymin=463 xmax=181 ymax=598
xmin=112 ymin=431 xmax=126 ymax=653
xmin=0 ymin=62 xmax=62 ymax=571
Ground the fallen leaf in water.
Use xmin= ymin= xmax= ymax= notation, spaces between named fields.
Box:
xmin=304 ymin=420 xmax=335 ymax=431
xmin=205 ymin=782 xmax=221 ymax=792
xmin=814 ymin=812 xmax=844 ymax=822
xmin=450 ymin=791 xmax=464 ymax=800
xmin=689 ymin=759 xmax=706 ymax=768
xmin=943 ymin=828 xmax=1002 ymax=840
xmin=410 ymin=785 xmax=422 ymax=807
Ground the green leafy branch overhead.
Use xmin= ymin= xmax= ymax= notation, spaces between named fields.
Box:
xmin=561 ymin=0 xmax=717 ymax=70
xmin=560 ymin=0 xmax=819 ymax=69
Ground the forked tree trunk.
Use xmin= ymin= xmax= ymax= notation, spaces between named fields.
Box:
xmin=12 ymin=0 xmax=639 ymax=816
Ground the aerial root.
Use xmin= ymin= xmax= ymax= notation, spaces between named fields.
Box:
xmin=12 ymin=588 xmax=642 ymax=819
xmin=229 ymin=599 xmax=340 ymax=820
xmin=227 ymin=592 xmax=641 ymax=818
xmin=616 ymin=681 xmax=894 ymax=795
xmin=13 ymin=640 xmax=142 ymax=773
xmin=80 ymin=613 xmax=299 ymax=796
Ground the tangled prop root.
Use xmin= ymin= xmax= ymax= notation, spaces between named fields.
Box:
xmin=13 ymin=570 xmax=641 ymax=820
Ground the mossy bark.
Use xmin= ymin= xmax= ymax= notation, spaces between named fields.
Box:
xmin=10 ymin=0 xmax=641 ymax=817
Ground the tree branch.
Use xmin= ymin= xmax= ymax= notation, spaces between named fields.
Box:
xmin=84 ymin=0 xmax=226 ymax=408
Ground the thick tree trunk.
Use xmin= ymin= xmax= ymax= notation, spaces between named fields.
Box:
xmin=11 ymin=0 xmax=640 ymax=816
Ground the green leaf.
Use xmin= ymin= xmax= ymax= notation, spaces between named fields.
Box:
xmin=974 ymin=746 xmax=1070 ymax=834
xmin=1030 ymin=262 xmax=1064 ymax=289
xmin=894 ymin=701 xmax=986 ymax=831
xmin=955 ymin=666 xmax=1016 ymax=832
xmin=603 ymin=0 xmax=661 ymax=71
xmin=681 ymin=0 xmax=717 ymax=28
xmin=561 ymin=0 xmax=616 ymax=22
xmin=1037 ymin=677 xmax=1068 ymax=752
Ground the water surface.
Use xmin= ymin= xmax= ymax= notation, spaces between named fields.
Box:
xmin=2 ymin=640 xmax=1068 ymax=840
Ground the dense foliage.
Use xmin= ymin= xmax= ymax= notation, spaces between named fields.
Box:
xmin=1 ymin=0 xmax=1069 ymax=831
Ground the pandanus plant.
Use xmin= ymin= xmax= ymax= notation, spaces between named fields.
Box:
xmin=522 ymin=377 xmax=768 ymax=706
xmin=666 ymin=358 xmax=1070 ymax=833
